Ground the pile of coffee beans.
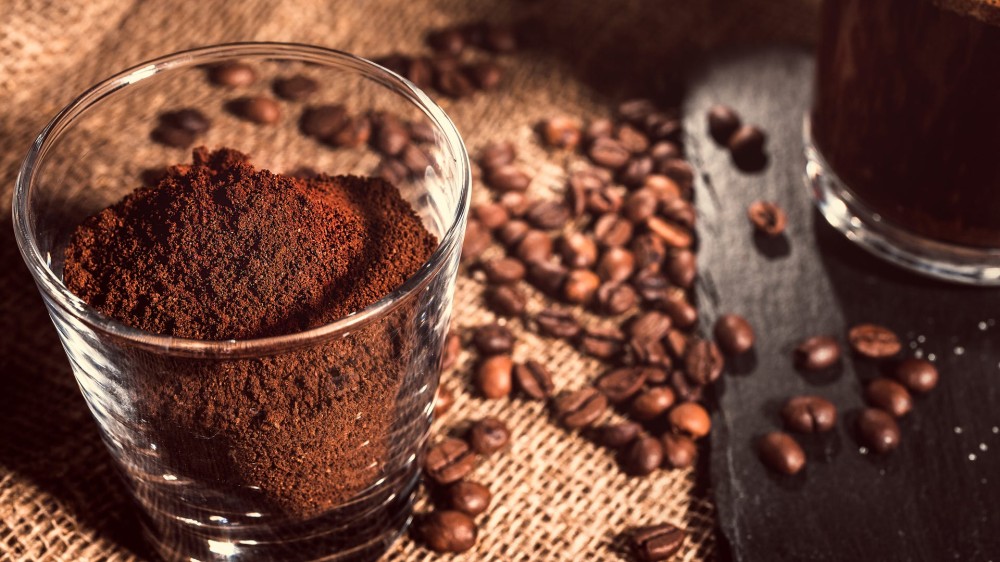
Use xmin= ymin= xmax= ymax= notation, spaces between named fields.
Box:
xmin=705 ymin=104 xmax=767 ymax=171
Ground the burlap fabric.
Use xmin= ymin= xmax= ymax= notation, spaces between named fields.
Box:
xmin=0 ymin=1 xmax=817 ymax=560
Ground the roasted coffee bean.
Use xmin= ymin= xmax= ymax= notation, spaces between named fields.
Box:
xmin=557 ymin=232 xmax=599 ymax=269
xmin=434 ymin=384 xmax=455 ymax=417
xmin=632 ymin=273 xmax=671 ymax=303
xmin=327 ymin=115 xmax=372 ymax=147
xmin=660 ymin=433 xmax=697 ymax=469
xmin=624 ymin=190 xmax=659 ymax=224
xmin=540 ymin=116 xmax=582 ymax=149
xmin=631 ymin=233 xmax=667 ymax=274
xmin=659 ymin=198 xmax=696 ymax=230
xmin=665 ymin=329 xmax=689 ymax=359
xmin=230 ymin=96 xmax=281 ymax=124
xmin=657 ymin=159 xmax=694 ymax=195
xmin=526 ymin=260 xmax=569 ymax=296
xmin=646 ymin=216 xmax=692 ymax=249
xmin=161 ymin=108 xmax=210 ymax=134
xmin=418 ymin=510 xmax=477 ymax=553
xmin=593 ymin=213 xmax=634 ymax=247
xmin=514 ymin=360 xmax=555 ymax=399
xmin=442 ymin=332 xmax=461 ymax=371
xmin=300 ymin=105 xmax=348 ymax=138
xmin=644 ymin=175 xmax=683 ymax=203
xmin=424 ymin=438 xmax=477 ymax=484
xmin=595 ymin=282 xmax=637 ymax=316
xmin=534 ymin=308 xmax=580 ymax=339
xmin=373 ymin=117 xmax=411 ymax=156
xmin=514 ymin=230 xmax=553 ymax=263
xmin=642 ymin=366 xmax=670 ymax=385
xmin=461 ymin=219 xmax=491 ymax=263
xmin=565 ymin=175 xmax=589 ymax=218
xmin=616 ymin=124 xmax=651 ymax=154
xmin=409 ymin=120 xmax=436 ymax=144
xmin=376 ymin=53 xmax=411 ymax=76
xmin=499 ymin=191 xmax=531 ymax=218
xmin=628 ymin=311 xmax=673 ymax=342
xmin=585 ymin=118 xmax=614 ymax=142
xmin=894 ymin=358 xmax=939 ymax=393
xmin=728 ymin=124 xmax=767 ymax=158
xmin=595 ymin=367 xmax=647 ymax=403
xmin=473 ymin=323 xmax=515 ymax=355
xmin=650 ymin=141 xmax=681 ymax=164
xmin=481 ymin=257 xmax=526 ymax=284
xmin=747 ymin=200 xmax=787 ymax=236
xmin=405 ymin=56 xmax=434 ymax=90
xmin=401 ymin=143 xmax=434 ymax=174
xmin=473 ymin=202 xmax=511 ymax=231
xmin=619 ymin=156 xmax=654 ymax=188
xmin=273 ymin=75 xmax=318 ymax=101
xmin=781 ymin=395 xmax=837 ymax=433
xmin=627 ymin=338 xmax=671 ymax=368
xmin=553 ymin=387 xmax=608 ymax=429
xmin=484 ymin=285 xmax=526 ymax=317
xmin=631 ymin=386 xmax=676 ymax=420
xmin=151 ymin=125 xmax=195 ymax=147
xmin=563 ymin=269 xmax=601 ymax=304
xmin=624 ymin=435 xmax=664 ymax=476
xmin=527 ymin=200 xmax=571 ymax=230
xmin=669 ymin=368 xmax=703 ymax=403
xmin=713 ymin=314 xmax=755 ymax=355
xmin=446 ymin=481 xmax=491 ymax=516
xmin=597 ymin=247 xmax=635 ymax=283
xmin=208 ymin=61 xmax=256 ymax=87
xmin=577 ymin=326 xmax=625 ymax=360
xmin=483 ymin=23 xmax=517 ymax=52
xmin=596 ymin=421 xmax=642 ymax=448
xmin=630 ymin=523 xmax=686 ymax=562
xmin=374 ymin=157 xmax=408 ymax=184
xmin=794 ymin=336 xmax=841 ymax=371
xmin=668 ymin=402 xmax=711 ymax=439
xmin=857 ymin=408 xmax=901 ymax=453
xmin=436 ymin=69 xmax=476 ymax=98
xmin=580 ymin=187 xmax=620 ymax=217
xmin=588 ymin=137 xmax=631 ymax=169
xmin=487 ymin=164 xmax=532 ymax=193
xmin=757 ymin=431 xmax=806 ymax=475
xmin=497 ymin=219 xmax=531 ymax=247
xmin=617 ymin=98 xmax=657 ymax=124
xmin=476 ymin=355 xmax=514 ymax=399
xmin=645 ymin=112 xmax=681 ymax=141
xmin=848 ymin=324 xmax=902 ymax=359
xmin=479 ymin=141 xmax=516 ymax=171
xmin=658 ymin=294 xmax=698 ymax=330
xmin=466 ymin=61 xmax=503 ymax=90
xmin=666 ymin=249 xmax=697 ymax=288
xmin=707 ymin=104 xmax=742 ymax=144
xmin=469 ymin=416 xmax=511 ymax=454
xmin=427 ymin=27 xmax=466 ymax=55
xmin=865 ymin=378 xmax=912 ymax=418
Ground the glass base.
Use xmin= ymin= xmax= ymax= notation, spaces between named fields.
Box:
xmin=804 ymin=119 xmax=1000 ymax=286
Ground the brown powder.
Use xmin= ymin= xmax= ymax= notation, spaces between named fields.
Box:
xmin=62 ymin=147 xmax=437 ymax=517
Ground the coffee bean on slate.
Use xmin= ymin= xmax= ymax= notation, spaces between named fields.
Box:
xmin=657 ymin=159 xmax=694 ymax=195
xmin=409 ymin=120 xmax=436 ymax=144
xmin=497 ymin=219 xmax=530 ymax=247
xmin=631 ymin=387 xmax=676 ymax=420
xmin=424 ymin=437 xmax=477 ymax=484
xmin=484 ymin=284 xmax=526 ymax=317
xmin=373 ymin=117 xmax=411 ymax=156
xmin=666 ymin=249 xmax=697 ymax=288
xmin=473 ymin=202 xmax=511 ymax=231
xmin=540 ymin=116 xmax=582 ymax=149
xmin=515 ymin=230 xmax=553 ymax=263
xmin=628 ymin=338 xmax=671 ymax=368
xmin=469 ymin=416 xmax=511 ymax=454
xmin=499 ymin=192 xmax=531 ymax=218
xmin=151 ymin=125 xmax=195 ymax=148
xmin=527 ymin=200 xmax=571 ymax=230
xmin=894 ymin=358 xmax=939 ymax=393
xmin=564 ymin=269 xmax=602 ymax=304
xmin=484 ymin=23 xmax=517 ymax=52
xmin=434 ymin=384 xmax=455 ymax=417
xmin=273 ymin=75 xmax=318 ymax=101
xmin=707 ymin=104 xmax=742 ymax=144
xmin=527 ymin=259 xmax=568 ymax=296
xmin=557 ymin=232 xmax=598 ymax=269
xmin=208 ymin=61 xmax=256 ymax=87
xmin=630 ymin=523 xmax=686 ymax=562
xmin=481 ymin=257 xmax=526 ymax=285
xmin=617 ymin=98 xmax=656 ymax=124
xmin=578 ymin=326 xmax=625 ymax=360
xmin=480 ymin=140 xmax=516 ymax=171
xmin=669 ymin=402 xmax=711 ymax=439
xmin=161 ymin=108 xmax=210 ymax=134
xmin=593 ymin=214 xmax=634 ymax=248
xmin=857 ymin=408 xmax=901 ymax=453
xmin=418 ymin=510 xmax=477 ymax=553
xmin=442 ymin=332 xmax=461 ymax=371
xmin=534 ymin=308 xmax=580 ymax=339
xmin=597 ymin=247 xmax=635 ymax=283
xmin=597 ymin=421 xmax=642 ymax=449
xmin=427 ymin=27 xmax=466 ymax=55
xmin=476 ymin=355 xmax=514 ymax=399
xmin=473 ymin=323 xmax=515 ymax=355
xmin=713 ymin=314 xmax=755 ymax=355
xmin=585 ymin=118 xmax=614 ymax=143
xmin=669 ymin=368 xmax=703 ymax=403
xmin=746 ymin=200 xmax=787 ymax=237
xmin=650 ymin=141 xmax=681 ymax=164
xmin=401 ymin=143 xmax=434 ymax=174
xmin=586 ymin=186 xmax=624 ymax=215
xmin=616 ymin=123 xmax=651 ymax=154
xmin=623 ymin=190 xmax=659 ymax=224
xmin=848 ymin=324 xmax=902 ymax=359
xmin=595 ymin=367 xmax=648 ymax=403
xmin=658 ymin=294 xmax=698 ymax=330
xmin=757 ymin=431 xmax=806 ymax=475
xmin=794 ymin=336 xmax=841 ymax=371
xmin=466 ymin=62 xmax=503 ymax=90
xmin=728 ymin=124 xmax=766 ymax=158
xmin=514 ymin=360 xmax=555 ymax=399
xmin=436 ymin=69 xmax=476 ymax=98
xmin=231 ymin=96 xmax=281 ymax=124
xmin=781 ymin=395 xmax=837 ymax=433
xmin=300 ymin=105 xmax=348 ymax=138
xmin=553 ymin=387 xmax=608 ymax=429
xmin=595 ymin=282 xmax=637 ymax=316
xmin=588 ymin=137 xmax=631 ymax=169
xmin=625 ymin=435 xmax=664 ymax=476
xmin=487 ymin=164 xmax=532 ymax=193
xmin=328 ymin=115 xmax=372 ymax=147
xmin=646 ymin=217 xmax=692 ymax=249
xmin=462 ymin=219 xmax=491 ymax=263
xmin=661 ymin=433 xmax=697 ymax=469
xmin=446 ymin=481 xmax=491 ymax=516
xmin=865 ymin=378 xmax=912 ymax=418
xmin=629 ymin=311 xmax=672 ymax=342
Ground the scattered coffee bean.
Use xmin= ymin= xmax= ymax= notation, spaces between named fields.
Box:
xmin=643 ymin=366 xmax=670 ymax=385
xmin=650 ymin=141 xmax=681 ymax=164
xmin=375 ymin=157 xmax=408 ymax=184
xmin=668 ymin=402 xmax=711 ymax=439
xmin=481 ymin=256 xmax=526 ymax=284
xmin=328 ymin=115 xmax=372 ymax=147
xmin=628 ymin=338 xmax=671 ymax=368
xmin=427 ymin=27 xmax=466 ymax=55
xmin=442 ymin=332 xmax=461 ymax=371
xmin=273 ymin=75 xmax=318 ymax=101
xmin=597 ymin=247 xmax=635 ymax=283
xmin=713 ymin=314 xmax=755 ymax=355
xmin=436 ymin=69 xmax=476 ymax=98
xmin=593 ymin=213 xmax=634 ymax=247
xmin=472 ymin=202 xmax=509 ymax=230
xmin=628 ymin=311 xmax=672 ymax=343
xmin=151 ymin=125 xmax=195 ymax=148
xmin=409 ymin=120 xmax=436 ymax=144
xmin=666 ymin=249 xmax=697 ymax=289
xmin=596 ymin=281 xmax=637 ymax=316
xmin=418 ymin=510 xmax=477 ymax=553
xmin=553 ymin=387 xmax=608 ymax=429
xmin=623 ymin=189 xmax=659 ymax=224
xmin=483 ymin=24 xmax=517 ymax=53
xmin=499 ymin=192 xmax=531 ymax=218
xmin=781 ymin=395 xmax=837 ymax=433
xmin=644 ymin=174 xmax=683 ymax=201
xmin=595 ymin=367 xmax=647 ymax=403
xmin=646 ymin=216 xmax=692 ymax=249
xmin=629 ymin=523 xmax=686 ymax=562
xmin=857 ymin=407 xmax=901 ymax=454
xmin=208 ymin=61 xmax=256 ymax=87
xmin=476 ymin=355 xmax=514 ymax=399
xmin=624 ymin=435 xmax=664 ymax=476
xmin=446 ymin=481 xmax=492 ymax=516
xmin=373 ymin=116 xmax=411 ymax=156
xmin=631 ymin=234 xmax=667 ymax=275
xmin=469 ymin=416 xmax=511 ymax=454
xmin=794 ymin=336 xmax=841 ymax=371
xmin=401 ymin=143 xmax=433 ymax=174
xmin=473 ymin=323 xmax=515 ymax=355
xmin=669 ymin=368 xmax=703 ymax=403
xmin=616 ymin=123 xmax=651 ymax=154
xmin=665 ymin=329 xmax=689 ymax=359
xmin=645 ymin=113 xmax=681 ymax=141
xmin=707 ymin=104 xmax=741 ymax=144
xmin=619 ymin=156 xmax=654 ymax=187
xmin=563 ymin=269 xmax=601 ymax=304
xmin=424 ymin=437 xmax=477 ymax=484
xmin=534 ymin=308 xmax=580 ymax=339
xmin=577 ymin=326 xmax=625 ymax=360
xmin=588 ymin=137 xmax=631 ymax=169
xmin=728 ymin=124 xmax=766 ymax=158
xmin=557 ymin=232 xmax=599 ymax=269
xmin=517 ymin=228 xmax=557 ymax=262
xmin=747 ymin=201 xmax=787 ymax=237
xmin=865 ymin=378 xmax=912 ymax=418
xmin=540 ymin=116 xmax=582 ymax=149
xmin=633 ymin=273 xmax=671 ymax=303
xmin=230 ymin=96 xmax=281 ymax=124
xmin=161 ymin=108 xmax=210 ymax=134
xmin=630 ymin=387 xmax=676 ymax=421
xmin=658 ymin=160 xmax=694 ymax=195
xmin=487 ymin=164 xmax=532 ymax=193
xmin=466 ymin=61 xmax=503 ymax=90
xmin=480 ymin=141 xmax=516 ymax=171
xmin=461 ymin=219 xmax=491 ymax=263
xmin=497 ymin=219 xmax=530 ymax=247
xmin=894 ymin=358 xmax=939 ymax=393
xmin=684 ymin=338 xmax=724 ymax=386
xmin=585 ymin=118 xmax=614 ymax=142
xmin=848 ymin=323 xmax=902 ymax=359
xmin=300 ymin=105 xmax=348 ymax=138
xmin=527 ymin=200 xmax=571 ymax=230
xmin=659 ymin=198 xmax=696 ymax=230
xmin=514 ymin=360 xmax=555 ymax=400
xmin=484 ymin=284 xmax=526 ymax=318
xmin=526 ymin=259 xmax=568 ymax=296
xmin=434 ymin=385 xmax=455 ymax=418
xmin=617 ymin=98 xmax=656 ymax=124
xmin=585 ymin=186 xmax=624 ymax=215
xmin=660 ymin=433 xmax=697 ymax=469
xmin=596 ymin=421 xmax=642 ymax=448
xmin=757 ymin=431 xmax=806 ymax=475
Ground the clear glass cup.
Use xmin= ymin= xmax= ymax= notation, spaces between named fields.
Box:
xmin=12 ymin=43 xmax=470 ymax=561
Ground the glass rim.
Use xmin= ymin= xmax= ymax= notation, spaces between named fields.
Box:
xmin=12 ymin=42 xmax=471 ymax=356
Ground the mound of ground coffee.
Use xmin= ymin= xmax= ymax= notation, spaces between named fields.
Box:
xmin=63 ymin=147 xmax=437 ymax=517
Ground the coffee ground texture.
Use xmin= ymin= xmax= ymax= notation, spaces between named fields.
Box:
xmin=62 ymin=147 xmax=437 ymax=517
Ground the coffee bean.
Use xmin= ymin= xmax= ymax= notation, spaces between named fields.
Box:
xmin=659 ymin=198 xmax=696 ymax=230
xmin=401 ymin=143 xmax=434 ymax=174
xmin=483 ymin=24 xmax=517 ymax=53
xmin=418 ymin=510 xmax=477 ymax=553
xmin=466 ymin=62 xmax=503 ymax=90
xmin=434 ymin=384 xmax=455 ymax=417
xmin=208 ymin=62 xmax=256 ymax=87
xmin=597 ymin=247 xmax=635 ymax=283
xmin=534 ymin=308 xmax=580 ymax=339
xmin=427 ymin=27 xmax=466 ymax=55
xmin=857 ymin=407 xmax=901 ymax=453
xmin=553 ymin=387 xmax=608 ymax=429
xmin=557 ymin=232 xmax=598 ymax=269
xmin=527 ymin=200 xmax=571 ymax=230
xmin=473 ymin=202 xmax=511 ymax=231
xmin=563 ymin=269 xmax=601 ymax=304
xmin=757 ymin=431 xmax=806 ymax=475
xmin=619 ymin=156 xmax=655 ymax=188
xmin=595 ymin=367 xmax=648 ymax=403
xmin=585 ymin=118 xmax=614 ymax=143
xmin=632 ymin=273 xmax=671 ymax=303
xmin=469 ymin=416 xmax=511 ymax=454
xmin=586 ymin=186 xmax=624 ymax=215
xmin=565 ymin=174 xmax=591 ymax=218
xmin=628 ymin=311 xmax=672 ymax=342
xmin=645 ymin=112 xmax=681 ymax=141
xmin=848 ymin=324 xmax=902 ymax=359
xmin=622 ymin=190 xmax=658 ymax=225
xmin=374 ymin=157 xmax=408 ymax=184
xmin=624 ymin=435 xmax=664 ymax=476
xmin=631 ymin=387 xmax=676 ymax=420
xmin=480 ymin=257 xmax=525 ymax=284
xmin=151 ymin=125 xmax=195 ymax=148
xmin=865 ymin=378 xmax=912 ymax=418
xmin=300 ymin=105 xmax=348 ymax=138
xmin=442 ymin=332 xmax=461 ymax=371
xmin=476 ymin=355 xmax=514 ymax=399
xmin=446 ymin=481 xmax=491 ymax=516
xmin=650 ymin=141 xmax=681 ymax=164
xmin=273 ymin=75 xmax=318 ymax=101
xmin=514 ymin=360 xmax=555 ymax=399
xmin=499 ymin=192 xmax=531 ymax=218
xmin=616 ymin=123 xmax=651 ymax=154
xmin=593 ymin=213 xmax=634 ymax=247
xmin=666 ymin=249 xmax=697 ymax=288
xmin=377 ymin=53 xmax=411 ymax=77
xmin=728 ymin=124 xmax=766 ymax=158
xmin=631 ymin=233 xmax=667 ymax=275
xmin=707 ymin=104 xmax=741 ymax=144
xmin=781 ymin=395 xmax=837 ymax=433
xmin=487 ymin=164 xmax=532 ymax=193
xmin=230 ymin=96 xmax=281 ymax=124
xmin=514 ymin=230 xmax=553 ymax=263
xmin=588 ymin=137 xmax=631 ymax=169
xmin=424 ymin=437 xmax=477 ymax=484
xmin=643 ymin=366 xmax=670 ymax=385
xmin=327 ymin=115 xmax=372 ymax=148
xmin=577 ymin=326 xmax=625 ymax=360
xmin=484 ymin=284 xmax=526 ymax=317
xmin=658 ymin=294 xmax=698 ymax=330
xmin=526 ymin=260 xmax=569 ymax=296
xmin=713 ymin=314 xmax=755 ymax=355
xmin=747 ymin=200 xmax=787 ymax=237
xmin=660 ymin=433 xmax=697 ymax=469
xmin=436 ymin=69 xmax=476 ymax=98
xmin=646 ymin=217 xmax=692 ymax=249
xmin=497 ymin=219 xmax=530 ymax=247
xmin=629 ymin=523 xmax=686 ymax=562
xmin=408 ymin=120 xmax=436 ymax=144
xmin=669 ymin=368 xmax=703 ymax=403
xmin=161 ymin=108 xmax=211 ymax=134
xmin=596 ymin=421 xmax=642 ymax=448
xmin=473 ymin=323 xmax=515 ymax=355
xmin=627 ymin=338 xmax=671 ymax=368
xmin=404 ymin=56 xmax=434 ymax=90
xmin=665 ymin=329 xmax=689 ymax=359
xmin=894 ymin=358 xmax=939 ymax=393
xmin=595 ymin=282 xmax=637 ymax=316
xmin=373 ymin=116 xmax=411 ymax=156
xmin=794 ymin=336 xmax=841 ymax=371
xmin=617 ymin=98 xmax=657 ymax=124
xmin=668 ymin=402 xmax=711 ymax=439
xmin=461 ymin=219 xmax=491 ymax=263
xmin=480 ymin=141 xmax=516 ymax=171
xmin=540 ymin=116 xmax=582 ymax=149
xmin=657 ymin=159 xmax=694 ymax=196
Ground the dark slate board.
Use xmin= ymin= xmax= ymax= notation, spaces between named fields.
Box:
xmin=683 ymin=47 xmax=1000 ymax=562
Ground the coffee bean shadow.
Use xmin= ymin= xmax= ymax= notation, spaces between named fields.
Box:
xmin=751 ymin=231 xmax=791 ymax=259
xmin=792 ymin=361 xmax=843 ymax=387
xmin=757 ymin=397 xmax=787 ymax=427
xmin=731 ymin=151 xmax=769 ymax=173
xmin=797 ymin=429 xmax=843 ymax=464
xmin=725 ymin=347 xmax=758 ymax=376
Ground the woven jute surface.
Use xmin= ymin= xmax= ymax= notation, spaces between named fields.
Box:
xmin=0 ymin=1 xmax=817 ymax=560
